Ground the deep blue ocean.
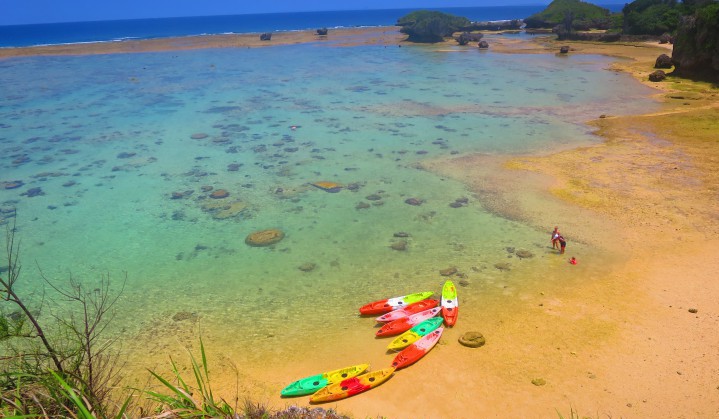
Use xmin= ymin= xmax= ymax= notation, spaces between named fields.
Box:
xmin=0 ymin=5 xmax=624 ymax=48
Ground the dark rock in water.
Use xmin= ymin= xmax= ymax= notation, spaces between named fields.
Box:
xmin=478 ymin=40 xmax=489 ymax=49
xmin=516 ymin=250 xmax=534 ymax=259
xmin=116 ymin=152 xmax=136 ymax=159
xmin=559 ymin=45 xmax=570 ymax=54
xmin=459 ymin=331 xmax=486 ymax=348
xmin=494 ymin=262 xmax=511 ymax=271
xmin=355 ymin=201 xmax=370 ymax=210
xmin=449 ymin=201 xmax=464 ymax=208
xmin=210 ymin=189 xmax=229 ymax=199
xmin=346 ymin=182 xmax=361 ymax=191
xmin=456 ymin=31 xmax=483 ymax=45
xmin=191 ymin=133 xmax=209 ymax=139
xmin=649 ymin=70 xmax=667 ymax=82
xmin=459 ymin=279 xmax=470 ymax=287
xmin=654 ymin=54 xmax=673 ymax=69
xmin=201 ymin=185 xmax=213 ymax=192
xmin=405 ymin=197 xmax=423 ymax=206
xmin=171 ymin=190 xmax=193 ymax=200
xmin=317 ymin=28 xmax=328 ymax=36
xmin=506 ymin=247 xmax=515 ymax=253
xmin=227 ymin=163 xmax=242 ymax=171
xmin=22 ymin=187 xmax=44 ymax=198
xmin=245 ymin=229 xmax=285 ymax=247
xmin=62 ymin=181 xmax=76 ymax=187
xmin=393 ymin=232 xmax=410 ymax=238
xmin=455 ymin=197 xmax=469 ymax=204
xmin=365 ymin=193 xmax=382 ymax=201
xmin=2 ymin=180 xmax=24 ymax=190
xmin=260 ymin=32 xmax=272 ymax=41
xmin=172 ymin=311 xmax=197 ymax=322
xmin=299 ymin=262 xmax=317 ymax=272
xmin=440 ymin=267 xmax=457 ymax=276
xmin=391 ymin=240 xmax=407 ymax=251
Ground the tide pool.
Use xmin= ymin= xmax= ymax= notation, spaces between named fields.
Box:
xmin=0 ymin=40 xmax=658 ymax=402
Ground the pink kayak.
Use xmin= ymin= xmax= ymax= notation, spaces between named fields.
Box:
xmin=375 ymin=299 xmax=438 ymax=322
xmin=376 ymin=307 xmax=441 ymax=337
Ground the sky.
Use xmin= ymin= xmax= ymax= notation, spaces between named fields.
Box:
xmin=0 ymin=0 xmax=551 ymax=26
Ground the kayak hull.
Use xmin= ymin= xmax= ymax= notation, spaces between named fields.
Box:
xmin=359 ymin=291 xmax=433 ymax=315
xmin=309 ymin=367 xmax=395 ymax=403
xmin=441 ymin=280 xmax=459 ymax=327
xmin=376 ymin=299 xmax=438 ymax=322
xmin=387 ymin=317 xmax=444 ymax=351
xmin=376 ymin=307 xmax=441 ymax=337
xmin=280 ymin=363 xmax=369 ymax=397
xmin=391 ymin=328 xmax=443 ymax=370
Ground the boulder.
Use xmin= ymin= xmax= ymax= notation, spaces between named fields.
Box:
xmin=654 ymin=54 xmax=673 ymax=69
xmin=478 ymin=40 xmax=489 ymax=49
xmin=659 ymin=32 xmax=673 ymax=44
xmin=439 ymin=267 xmax=457 ymax=276
xmin=245 ymin=229 xmax=285 ymax=247
xmin=559 ymin=45 xmax=570 ymax=54
xmin=458 ymin=332 xmax=486 ymax=348
xmin=649 ymin=70 xmax=667 ymax=82
xmin=456 ymin=32 xmax=483 ymax=45
xmin=210 ymin=189 xmax=229 ymax=199
xmin=260 ymin=33 xmax=272 ymax=41
xmin=316 ymin=28 xmax=328 ymax=36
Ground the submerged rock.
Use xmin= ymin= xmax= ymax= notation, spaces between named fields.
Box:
xmin=391 ymin=240 xmax=407 ymax=251
xmin=299 ymin=262 xmax=317 ymax=272
xmin=404 ymin=197 xmax=423 ymax=206
xmin=494 ymin=262 xmax=511 ymax=271
xmin=210 ymin=189 xmax=229 ymax=199
xmin=245 ymin=229 xmax=285 ymax=247
xmin=190 ymin=133 xmax=209 ymax=139
xmin=439 ymin=267 xmax=457 ymax=276
xmin=516 ymin=250 xmax=534 ymax=259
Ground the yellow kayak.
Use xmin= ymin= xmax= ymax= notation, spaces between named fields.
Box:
xmin=309 ymin=367 xmax=395 ymax=403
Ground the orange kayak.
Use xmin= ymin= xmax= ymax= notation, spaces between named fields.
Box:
xmin=359 ymin=291 xmax=433 ymax=315
xmin=309 ymin=367 xmax=395 ymax=403
xmin=391 ymin=328 xmax=444 ymax=370
xmin=375 ymin=299 xmax=438 ymax=322
xmin=376 ymin=307 xmax=441 ymax=337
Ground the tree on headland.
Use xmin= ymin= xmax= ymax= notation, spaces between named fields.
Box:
xmin=396 ymin=10 xmax=471 ymax=43
xmin=524 ymin=0 xmax=614 ymax=31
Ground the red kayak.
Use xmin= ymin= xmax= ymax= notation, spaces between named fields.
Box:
xmin=391 ymin=327 xmax=444 ymax=369
xmin=376 ymin=307 xmax=441 ymax=337
xmin=375 ymin=299 xmax=438 ymax=322
xmin=359 ymin=291 xmax=433 ymax=315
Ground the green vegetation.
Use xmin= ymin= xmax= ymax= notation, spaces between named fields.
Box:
xmin=1 ymin=220 xmax=348 ymax=418
xmin=396 ymin=10 xmax=471 ymax=42
xmin=622 ymin=0 xmax=683 ymax=35
xmin=524 ymin=0 xmax=614 ymax=30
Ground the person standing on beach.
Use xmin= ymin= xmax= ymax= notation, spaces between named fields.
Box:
xmin=557 ymin=235 xmax=566 ymax=254
xmin=551 ymin=226 xmax=560 ymax=249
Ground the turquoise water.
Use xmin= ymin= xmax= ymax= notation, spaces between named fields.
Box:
xmin=1 ymin=41 xmax=657 ymax=401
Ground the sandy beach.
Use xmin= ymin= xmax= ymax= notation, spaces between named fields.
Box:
xmin=4 ymin=27 xmax=717 ymax=418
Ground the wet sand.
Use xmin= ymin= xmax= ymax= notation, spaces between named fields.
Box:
xmin=5 ymin=28 xmax=718 ymax=418
xmin=422 ymin=35 xmax=719 ymax=418
xmin=0 ymin=26 xmax=405 ymax=58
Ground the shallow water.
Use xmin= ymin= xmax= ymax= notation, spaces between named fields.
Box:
xmin=0 ymin=41 xmax=658 ymax=407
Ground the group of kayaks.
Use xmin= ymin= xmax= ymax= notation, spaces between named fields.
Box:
xmin=280 ymin=280 xmax=459 ymax=403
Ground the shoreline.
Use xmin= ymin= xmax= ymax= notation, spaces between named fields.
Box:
xmin=0 ymin=26 xmax=405 ymax=58
xmin=3 ymin=27 xmax=717 ymax=418
xmin=422 ymin=35 xmax=719 ymax=418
